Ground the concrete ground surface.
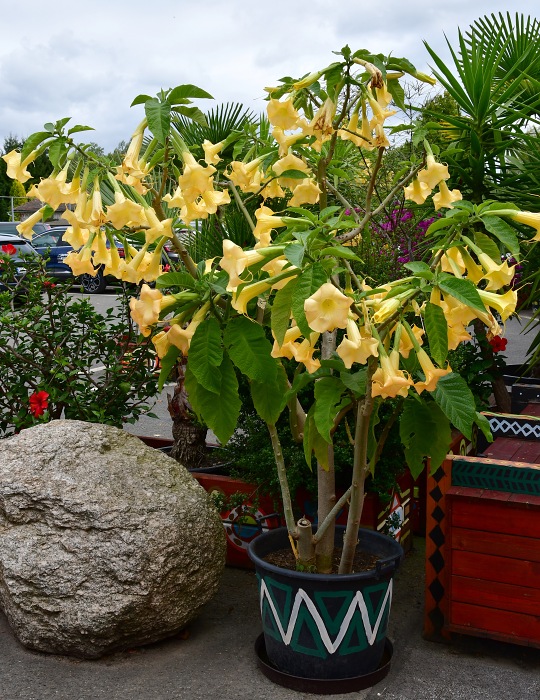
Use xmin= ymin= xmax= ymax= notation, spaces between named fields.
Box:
xmin=1 ymin=539 xmax=538 ymax=700
xmin=1 ymin=297 xmax=539 ymax=699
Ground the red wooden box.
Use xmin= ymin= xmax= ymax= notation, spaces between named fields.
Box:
xmin=447 ymin=484 xmax=540 ymax=647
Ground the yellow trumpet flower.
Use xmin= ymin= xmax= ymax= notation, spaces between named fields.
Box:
xmin=403 ymin=178 xmax=431 ymax=205
xmin=432 ymin=180 xmax=462 ymax=211
xmin=371 ymin=351 xmax=412 ymax=399
xmin=417 ymin=154 xmax=450 ymax=190
xmin=267 ymin=98 xmax=301 ymax=130
xmin=16 ymin=206 xmax=48 ymax=240
xmin=304 ymin=283 xmax=352 ymax=333
xmin=288 ymin=178 xmax=321 ymax=207
xmin=2 ymin=149 xmax=38 ymax=183
xmin=477 ymin=253 xmax=515 ymax=291
xmin=337 ymin=319 xmax=379 ymax=368
xmin=413 ymin=348 xmax=452 ymax=394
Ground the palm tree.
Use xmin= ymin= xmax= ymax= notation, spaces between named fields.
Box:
xmin=423 ymin=12 xmax=540 ymax=204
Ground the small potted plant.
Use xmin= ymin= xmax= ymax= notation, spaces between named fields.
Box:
xmin=5 ymin=46 xmax=529 ymax=690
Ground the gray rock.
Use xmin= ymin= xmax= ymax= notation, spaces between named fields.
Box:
xmin=0 ymin=420 xmax=226 ymax=658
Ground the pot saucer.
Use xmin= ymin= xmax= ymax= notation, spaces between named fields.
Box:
xmin=254 ymin=634 xmax=393 ymax=695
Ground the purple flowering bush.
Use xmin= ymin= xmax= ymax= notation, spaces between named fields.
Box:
xmin=345 ymin=204 xmax=441 ymax=285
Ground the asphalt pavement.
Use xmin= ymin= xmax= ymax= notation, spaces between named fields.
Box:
xmin=0 ymin=291 xmax=537 ymax=699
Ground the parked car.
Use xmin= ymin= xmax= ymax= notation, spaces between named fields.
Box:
xmin=32 ymin=226 xmax=179 ymax=293
xmin=0 ymin=234 xmax=37 ymax=293
xmin=0 ymin=221 xmax=53 ymax=238
xmin=31 ymin=226 xmax=125 ymax=294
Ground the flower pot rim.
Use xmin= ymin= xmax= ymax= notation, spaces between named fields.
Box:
xmin=248 ymin=525 xmax=403 ymax=582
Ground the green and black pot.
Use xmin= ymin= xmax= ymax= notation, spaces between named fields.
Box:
xmin=248 ymin=526 xmax=403 ymax=690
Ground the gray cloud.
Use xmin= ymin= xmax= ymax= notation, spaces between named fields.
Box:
xmin=1 ymin=0 xmax=538 ymax=151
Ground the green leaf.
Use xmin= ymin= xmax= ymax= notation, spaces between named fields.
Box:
xmin=67 ymin=125 xmax=95 ymax=136
xmin=404 ymin=261 xmax=434 ymax=280
xmin=155 ymin=271 xmax=197 ymax=289
xmin=291 ymin=264 xmax=327 ymax=337
xmin=481 ymin=215 xmax=520 ymax=257
xmin=48 ymin=138 xmax=68 ymax=170
xmin=303 ymin=406 xmax=329 ymax=470
xmin=313 ymin=376 xmax=347 ymax=443
xmin=284 ymin=243 xmax=305 ymax=267
xmin=185 ymin=354 xmax=240 ymax=445
xmin=21 ymin=132 xmax=53 ymax=161
xmin=157 ymin=346 xmax=180 ymax=391
xmin=437 ymin=275 xmax=485 ymax=314
xmin=145 ymin=98 xmax=171 ymax=144
xmin=319 ymin=245 xmax=361 ymax=261
xmin=224 ymin=316 xmax=277 ymax=383
xmin=43 ymin=122 xmax=55 ymax=133
xmin=168 ymin=84 xmax=214 ymax=101
xmin=131 ymin=94 xmax=153 ymax=107
xmin=475 ymin=411 xmax=493 ymax=443
xmin=400 ymin=397 xmax=451 ymax=478
xmin=387 ymin=79 xmax=406 ymax=110
xmin=340 ymin=368 xmax=367 ymax=396
xmin=42 ymin=204 xmax=55 ymax=222
xmin=271 ymin=278 xmax=296 ymax=346
xmin=473 ymin=231 xmax=501 ymax=261
xmin=250 ymin=363 xmax=288 ymax=424
xmin=173 ymin=106 xmax=209 ymax=127
xmin=426 ymin=217 xmax=454 ymax=236
xmin=188 ymin=317 xmax=224 ymax=393
xmin=424 ymin=302 xmax=448 ymax=366
xmin=432 ymin=372 xmax=478 ymax=439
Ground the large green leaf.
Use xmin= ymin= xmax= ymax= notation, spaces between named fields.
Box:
xmin=250 ymin=363 xmax=288 ymax=424
xmin=173 ymin=106 xmax=209 ymax=128
xmin=271 ymin=279 xmax=297 ymax=346
xmin=188 ymin=317 xmax=224 ymax=393
xmin=481 ymin=215 xmax=520 ymax=256
xmin=21 ymin=131 xmax=53 ymax=161
xmin=155 ymin=271 xmax=198 ymax=289
xmin=291 ymin=264 xmax=327 ymax=337
xmin=424 ymin=302 xmax=448 ymax=366
xmin=400 ymin=397 xmax=452 ymax=477
xmin=157 ymin=346 xmax=180 ymax=391
xmin=185 ymin=354 xmax=240 ymax=445
xmin=432 ymin=372 xmax=477 ymax=439
xmin=437 ymin=275 xmax=485 ymax=314
xmin=284 ymin=243 xmax=305 ymax=267
xmin=224 ymin=316 xmax=277 ymax=383
xmin=168 ymin=84 xmax=214 ymax=101
xmin=145 ymin=98 xmax=171 ymax=144
xmin=303 ymin=406 xmax=329 ymax=470
xmin=313 ymin=376 xmax=348 ymax=443
xmin=473 ymin=231 xmax=501 ymax=261
xmin=340 ymin=368 xmax=367 ymax=396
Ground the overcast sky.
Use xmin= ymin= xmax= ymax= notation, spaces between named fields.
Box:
xmin=1 ymin=1 xmax=538 ymax=152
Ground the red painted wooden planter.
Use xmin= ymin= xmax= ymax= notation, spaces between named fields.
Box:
xmin=137 ymin=435 xmax=416 ymax=569
xmin=424 ymin=410 xmax=540 ymax=648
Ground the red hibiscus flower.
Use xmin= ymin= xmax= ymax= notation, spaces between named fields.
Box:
xmin=29 ymin=390 xmax=49 ymax=417
xmin=1 ymin=243 xmax=17 ymax=256
xmin=489 ymin=335 xmax=508 ymax=353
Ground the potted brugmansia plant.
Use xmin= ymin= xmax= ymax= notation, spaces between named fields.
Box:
xmin=4 ymin=46 xmax=530 ymax=689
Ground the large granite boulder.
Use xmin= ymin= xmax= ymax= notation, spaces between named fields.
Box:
xmin=0 ymin=420 xmax=226 ymax=658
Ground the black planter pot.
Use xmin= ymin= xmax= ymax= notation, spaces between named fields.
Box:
xmin=248 ymin=526 xmax=403 ymax=682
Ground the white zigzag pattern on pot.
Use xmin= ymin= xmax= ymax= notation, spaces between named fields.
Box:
xmin=259 ymin=578 xmax=393 ymax=654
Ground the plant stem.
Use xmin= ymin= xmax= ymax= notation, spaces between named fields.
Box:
xmin=315 ymin=330 xmax=337 ymax=573
xmin=267 ymin=423 xmax=298 ymax=537
xmin=338 ymin=359 xmax=376 ymax=574
xmin=228 ymin=181 xmax=255 ymax=230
